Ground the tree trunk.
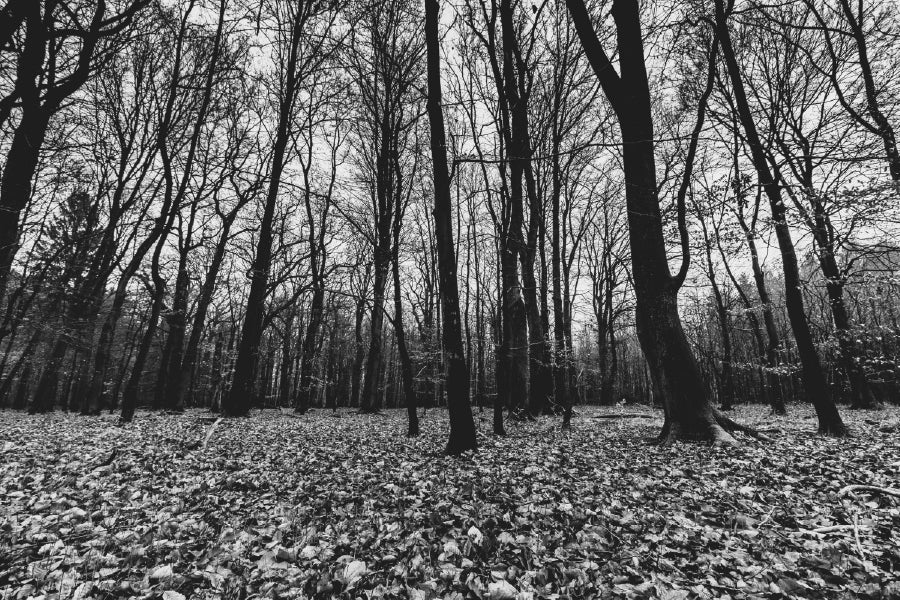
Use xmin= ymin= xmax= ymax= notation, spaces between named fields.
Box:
xmin=222 ymin=127 xmax=290 ymax=416
xmin=120 ymin=238 xmax=168 ymax=423
xmin=277 ymin=313 xmax=294 ymax=408
xmin=174 ymin=216 xmax=234 ymax=408
xmin=699 ymin=218 xmax=734 ymax=410
xmin=818 ymin=247 xmax=879 ymax=409
xmin=361 ymin=252 xmax=388 ymax=412
xmin=835 ymin=0 xmax=900 ymax=182
xmin=295 ymin=286 xmax=325 ymax=414
xmin=155 ymin=259 xmax=190 ymax=410
xmin=567 ymin=0 xmax=731 ymax=443
xmin=393 ymin=250 xmax=418 ymax=436
xmin=0 ymin=110 xmax=49 ymax=304
xmin=350 ymin=286 xmax=367 ymax=408
xmin=550 ymin=139 xmax=569 ymax=418
xmin=425 ymin=0 xmax=476 ymax=453
xmin=715 ymin=0 xmax=845 ymax=435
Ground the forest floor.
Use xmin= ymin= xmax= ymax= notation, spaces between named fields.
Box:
xmin=0 ymin=405 xmax=898 ymax=600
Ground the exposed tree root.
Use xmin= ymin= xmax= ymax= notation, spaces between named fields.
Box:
xmin=817 ymin=422 xmax=850 ymax=437
xmin=838 ymin=484 xmax=900 ymax=498
xmin=715 ymin=411 xmax=773 ymax=442
xmin=652 ymin=411 xmax=773 ymax=446
xmin=654 ymin=419 xmax=737 ymax=447
xmin=802 ymin=524 xmax=865 ymax=534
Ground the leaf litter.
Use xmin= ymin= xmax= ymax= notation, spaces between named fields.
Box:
xmin=0 ymin=406 xmax=898 ymax=599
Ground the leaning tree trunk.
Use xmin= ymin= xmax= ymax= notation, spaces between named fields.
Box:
xmin=715 ymin=0 xmax=845 ymax=435
xmin=0 ymin=110 xmax=49 ymax=305
xmin=222 ymin=126 xmax=290 ymax=417
xmin=835 ymin=0 xmax=900 ymax=183
xmin=567 ymin=0 xmax=733 ymax=443
xmin=175 ymin=214 xmax=235 ymax=408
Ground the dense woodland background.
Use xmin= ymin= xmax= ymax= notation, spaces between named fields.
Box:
xmin=0 ymin=0 xmax=899 ymax=444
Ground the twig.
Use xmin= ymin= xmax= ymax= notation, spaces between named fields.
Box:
xmin=852 ymin=513 xmax=865 ymax=559
xmin=797 ymin=524 xmax=861 ymax=534
xmin=95 ymin=448 xmax=117 ymax=468
xmin=202 ymin=418 xmax=223 ymax=450
xmin=592 ymin=413 xmax=656 ymax=420
xmin=838 ymin=484 xmax=900 ymax=498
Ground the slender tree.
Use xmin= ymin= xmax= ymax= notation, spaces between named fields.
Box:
xmin=425 ymin=0 xmax=477 ymax=453
xmin=714 ymin=0 xmax=846 ymax=435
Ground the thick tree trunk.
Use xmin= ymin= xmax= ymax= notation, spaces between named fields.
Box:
xmin=223 ymin=128 xmax=290 ymax=416
xmin=567 ymin=0 xmax=730 ymax=442
xmin=500 ymin=242 xmax=529 ymax=420
xmin=0 ymin=111 xmax=49 ymax=303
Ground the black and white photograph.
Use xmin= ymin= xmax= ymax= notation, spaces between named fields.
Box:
xmin=0 ymin=0 xmax=898 ymax=597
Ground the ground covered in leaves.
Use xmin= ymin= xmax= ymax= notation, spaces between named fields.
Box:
xmin=1 ymin=405 xmax=899 ymax=600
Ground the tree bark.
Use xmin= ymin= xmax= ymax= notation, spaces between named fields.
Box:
xmin=567 ymin=0 xmax=732 ymax=443
xmin=425 ymin=0 xmax=476 ymax=453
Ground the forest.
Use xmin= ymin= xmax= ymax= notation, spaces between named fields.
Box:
xmin=0 ymin=0 xmax=899 ymax=598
